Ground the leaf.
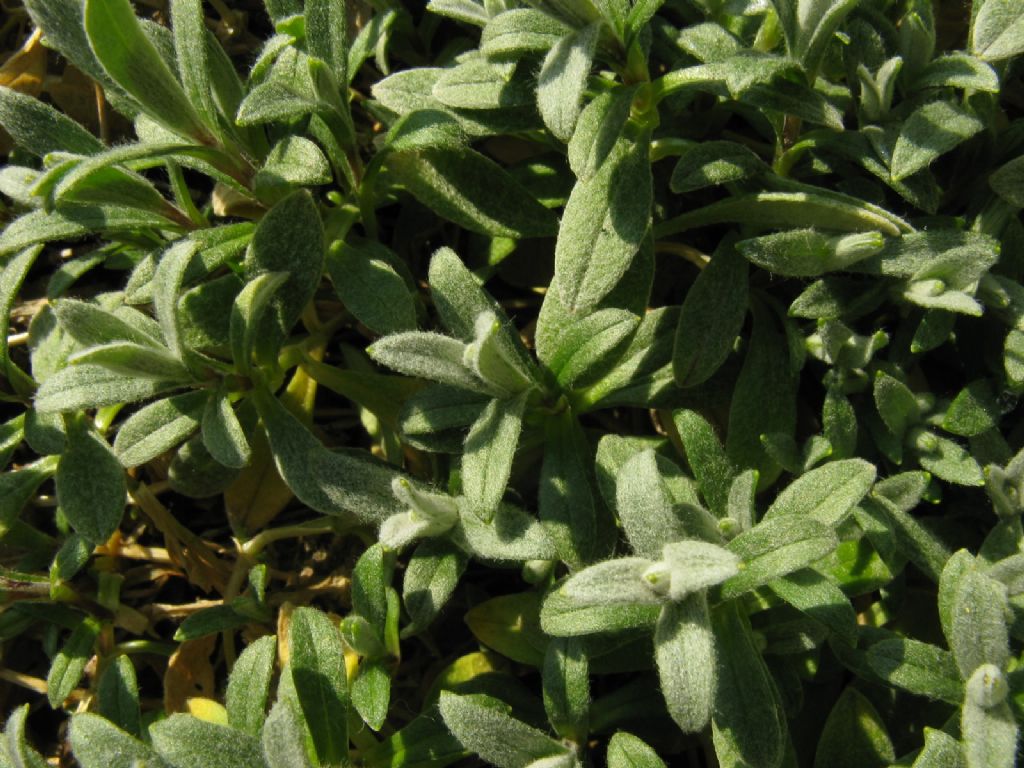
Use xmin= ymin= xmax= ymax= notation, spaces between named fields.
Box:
xmin=891 ymin=101 xmax=985 ymax=181
xmin=481 ymin=10 xmax=571 ymax=59
xmin=911 ymin=429 xmax=984 ymax=487
xmin=97 ymin=655 xmax=141 ymax=737
xmin=673 ymin=409 xmax=736 ymax=517
xmin=326 ymin=242 xmax=417 ymax=336
xmin=567 ymin=86 xmax=636 ymax=180
xmin=738 ymin=230 xmax=885 ymax=277
xmin=5 ymin=704 xmax=47 ymax=768
xmin=912 ymin=728 xmax=965 ymax=768
xmin=720 ymin=516 xmax=838 ymax=599
xmin=864 ymin=638 xmax=963 ymax=703
xmin=387 ymin=148 xmax=556 ymax=239
xmin=770 ymin=569 xmax=857 ymax=646
xmin=674 ymin=244 xmax=748 ymax=387
xmin=542 ymin=636 xmax=590 ymax=741
xmin=454 ymin=498 xmax=558 ymax=563
xmin=962 ymin=698 xmax=1018 ymax=768
xmin=201 ymin=388 xmax=250 ymax=469
xmin=813 ymin=688 xmax=895 ymax=768
xmin=0 ymin=245 xmax=42 ymax=394
xmin=151 ymin=714 xmax=265 ymax=768
xmin=670 ymin=141 xmax=765 ymax=193
xmin=56 ymin=418 xmax=126 ymax=545
xmin=83 ymin=0 xmax=210 ymax=142
xmin=0 ymin=205 xmax=181 ymax=258
xmin=262 ymin=701 xmax=314 ymax=768
xmin=170 ymin=0 xmax=220 ymax=136
xmin=950 ymin=569 xmax=1010 ymax=678
xmin=543 ymin=309 xmax=639 ymax=388
xmin=255 ymin=136 xmax=333 ymax=194
xmin=462 ymin=391 xmax=528 ymax=520
xmin=990 ymin=156 xmax=1024 ymax=208
xmin=465 ymin=592 xmax=548 ymax=666
xmin=47 ymin=616 xmax=100 ymax=707
xmin=914 ymin=53 xmax=1000 ymax=92
xmin=438 ymin=692 xmax=572 ymax=768
xmin=710 ymin=602 xmax=786 ymax=768
xmin=864 ymin=495 xmax=949 ymax=583
xmin=655 ymin=596 xmax=715 ymax=733
xmin=306 ymin=0 xmax=349 ymax=79
xmin=0 ymin=85 xmax=103 ymax=157
xmin=765 ymin=459 xmax=876 ymax=527
xmin=403 ymin=539 xmax=468 ymax=634
xmin=541 ymin=583 xmax=661 ymax=636
xmin=253 ymin=387 xmax=404 ymax=521
xmin=537 ymin=23 xmax=600 ymax=142
xmin=607 ymin=732 xmax=666 ymax=768
xmin=972 ymin=0 xmax=1024 ymax=61
xmin=289 ymin=607 xmax=349 ymax=767
xmin=226 ymin=635 xmax=276 ymax=737
xmin=554 ymin=135 xmax=652 ymax=312
xmin=614 ymin=450 xmax=688 ymax=559
xmin=352 ymin=660 xmax=391 ymax=731
xmin=433 ymin=59 xmax=533 ymax=110
xmin=69 ymin=713 xmax=166 ymax=768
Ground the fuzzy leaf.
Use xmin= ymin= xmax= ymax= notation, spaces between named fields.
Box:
xmin=765 ymin=459 xmax=876 ymax=527
xmin=655 ymin=596 xmax=715 ymax=733
xmin=891 ymin=101 xmax=984 ymax=181
xmin=289 ymin=607 xmax=349 ymax=767
xmin=151 ymin=715 xmax=265 ymax=768
xmin=69 ymin=713 xmax=166 ymax=768
xmin=462 ymin=391 xmax=528 ymax=520
xmin=226 ymin=635 xmax=276 ymax=737
xmin=537 ymin=23 xmax=600 ymax=142
xmin=607 ymin=733 xmax=666 ymax=768
xmin=56 ymin=419 xmax=126 ymax=545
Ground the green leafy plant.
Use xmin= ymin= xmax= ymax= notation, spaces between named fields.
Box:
xmin=1 ymin=0 xmax=1023 ymax=766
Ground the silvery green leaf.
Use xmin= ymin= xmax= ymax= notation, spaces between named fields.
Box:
xmin=971 ymin=0 xmax=1024 ymax=61
xmin=770 ymin=569 xmax=857 ymax=646
xmin=670 ymin=141 xmax=764 ymax=194
xmin=170 ymin=0 xmax=220 ymax=135
xmin=0 ymin=457 xmax=58 ymax=533
xmin=97 ymin=655 xmax=141 ymax=737
xmin=47 ymin=615 xmax=100 ymax=707
xmin=738 ymin=230 xmax=885 ymax=278
xmin=813 ymin=687 xmax=895 ymax=768
xmin=428 ymin=0 xmax=489 ymax=25
xmin=655 ymin=596 xmax=715 ymax=733
xmin=255 ymin=137 xmax=333 ymax=194
xmin=567 ymin=86 xmax=635 ymax=180
xmin=254 ymin=387 xmax=404 ymax=521
xmin=914 ymin=53 xmax=1000 ymax=92
xmin=481 ymin=10 xmax=570 ymax=59
xmin=542 ymin=309 xmax=638 ymax=388
xmin=674 ymin=243 xmax=748 ymax=388
xmin=326 ymin=242 xmax=416 ymax=336
xmin=764 ymin=459 xmax=876 ymax=527
xmin=989 ymin=156 xmax=1024 ymax=209
xmin=402 ymin=538 xmax=468 ymax=634
xmin=399 ymin=385 xmax=489 ymax=452
xmin=540 ymin=409 xmax=608 ymax=569
xmin=720 ymin=515 xmax=838 ymax=599
xmin=558 ymin=557 xmax=660 ymax=607
xmin=262 ymin=701 xmax=314 ymax=768
xmin=306 ymin=0 xmax=348 ymax=79
xmin=950 ymin=569 xmax=1010 ymax=678
xmin=543 ymin=636 xmax=590 ymax=741
xmin=672 ymin=409 xmax=736 ymax=518
xmin=864 ymin=638 xmax=963 ymax=703
xmin=462 ymin=391 xmax=528 ymax=520
xmin=153 ymin=239 xmax=199 ymax=362
xmin=962 ymin=698 xmax=1018 ymax=768
xmin=5 ymin=705 xmax=47 ymax=768
xmin=911 ymin=429 xmax=984 ymax=487
xmin=113 ymin=390 xmax=206 ymax=467
xmin=771 ymin=0 xmax=858 ymax=78
xmin=201 ymin=388 xmax=250 ymax=469
xmin=229 ymin=271 xmax=289 ymax=376
xmin=891 ymin=101 xmax=985 ymax=182
xmin=434 ymin=58 xmax=533 ymax=111
xmin=83 ymin=0 xmax=211 ymax=142
xmin=463 ymin=312 xmax=537 ymax=396
xmin=384 ymin=109 xmax=466 ymax=154
xmin=710 ymin=602 xmax=787 ymax=768
xmin=52 ymin=298 xmax=163 ymax=350
xmin=966 ymin=664 xmax=1009 ymax=710
xmin=226 ymin=635 xmax=276 ymax=737
xmin=0 ymin=205 xmax=182 ymax=258
xmin=658 ymin=542 xmax=741 ymax=600
xmin=912 ymin=728 xmax=965 ymax=768
xmin=56 ymin=418 xmax=126 ymax=545
xmin=386 ymin=147 xmax=557 ymax=238
xmin=607 ymin=732 xmax=666 ymax=768
xmin=439 ymin=692 xmax=574 ymax=768
xmin=66 ymin=342 xmax=191 ymax=381
xmin=352 ymin=660 xmax=390 ymax=731
xmin=555 ymin=135 xmax=652 ymax=313
xmin=537 ymin=23 xmax=600 ymax=142
xmin=151 ymin=714 xmax=266 ymax=768
xmin=428 ymin=247 xmax=502 ymax=340
xmin=615 ymin=450 xmax=689 ymax=559
xmin=70 ymin=712 xmax=167 ymax=768
xmin=0 ymin=86 xmax=103 ymax=157
xmin=454 ymin=497 xmax=558 ymax=562
xmin=370 ymin=333 xmax=484 ymax=392
xmin=289 ymin=607 xmax=349 ymax=767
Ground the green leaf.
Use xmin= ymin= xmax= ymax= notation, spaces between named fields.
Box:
xmin=352 ymin=660 xmax=391 ymax=731
xmin=710 ymin=602 xmax=786 ymax=768
xmin=673 ymin=409 xmax=736 ymax=517
xmin=943 ymin=380 xmax=1000 ymax=437
xmin=97 ymin=655 xmax=141 ymax=737
xmin=0 ymin=86 xmax=103 ymax=157
xmin=607 ymin=732 xmax=666 ymax=768
xmin=539 ymin=408 xmax=606 ymax=569
xmin=47 ymin=616 xmax=100 ymax=707
xmin=438 ymin=692 xmax=572 ymax=768
xmin=864 ymin=495 xmax=949 ymax=583
xmin=614 ymin=450 xmax=688 ymax=559
xmin=67 ymin=342 xmax=191 ymax=381
xmin=462 ymin=391 xmax=528 ymax=520
xmin=255 ymin=137 xmax=333 ymax=195
xmin=170 ymin=0 xmax=220 ymax=136
xmin=911 ymin=429 xmax=984 ymax=487
xmin=254 ymin=387 xmax=404 ymax=521
xmin=481 ymin=10 xmax=570 ymax=60
xmin=262 ymin=701 xmax=314 ymax=768
xmin=1 ymin=245 xmax=42 ymax=394
xmin=912 ymin=727 xmax=965 ymax=768
xmin=674 ymin=244 xmax=748 ymax=387
xmin=402 ymin=539 xmax=468 ymax=634
xmin=813 ymin=687 xmax=895 ymax=768
xmin=544 ymin=309 xmax=639 ymax=389
xmin=151 ymin=714 xmax=265 ymax=768
xmin=950 ymin=569 xmax=1010 ymax=678
xmin=864 ymin=638 xmax=963 ymax=703
xmin=554 ymin=135 xmax=652 ymax=313
xmin=69 ymin=713 xmax=166 ymax=768
xmin=289 ymin=606 xmax=349 ymax=768
xmin=770 ymin=568 xmax=857 ymax=646
xmin=201 ymin=388 xmax=251 ymax=469
xmin=229 ymin=271 xmax=290 ymax=376
xmin=306 ymin=0 xmax=349 ymax=80
xmin=542 ymin=636 xmax=590 ymax=741
xmin=83 ymin=0 xmax=211 ymax=142
xmin=914 ymin=53 xmax=1000 ymax=92
xmin=537 ymin=23 xmax=600 ymax=142
xmin=764 ymin=459 xmax=876 ymax=527
xmin=0 ymin=205 xmax=181 ymax=258
xmin=326 ymin=242 xmax=417 ymax=336
xmin=433 ymin=59 xmax=533 ymax=111
xmin=990 ymin=156 xmax=1024 ymax=208
xmin=738 ymin=230 xmax=885 ymax=278
xmin=567 ymin=86 xmax=635 ymax=180
xmin=56 ymin=418 xmax=126 ymax=545
xmin=386 ymin=147 xmax=557 ymax=238
xmin=541 ymin=582 xmax=661 ymax=636
xmin=972 ymin=0 xmax=1024 ymax=61
xmin=891 ymin=101 xmax=985 ymax=182
xmin=655 ymin=596 xmax=715 ymax=733
xmin=226 ymin=635 xmax=277 ymax=737
xmin=670 ymin=141 xmax=765 ymax=193
xmin=466 ymin=592 xmax=548 ymax=666
xmin=720 ymin=515 xmax=838 ymax=599
xmin=5 ymin=704 xmax=47 ymax=768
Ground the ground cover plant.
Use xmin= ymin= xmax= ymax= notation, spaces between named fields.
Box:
xmin=0 ymin=0 xmax=1023 ymax=765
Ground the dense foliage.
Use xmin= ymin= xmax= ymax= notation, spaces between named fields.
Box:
xmin=1 ymin=0 xmax=1024 ymax=765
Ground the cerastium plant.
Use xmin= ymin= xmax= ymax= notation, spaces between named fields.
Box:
xmin=0 ymin=0 xmax=1023 ymax=766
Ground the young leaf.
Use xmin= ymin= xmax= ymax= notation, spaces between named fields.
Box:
xmin=56 ymin=418 xmax=126 ymax=545
xmin=112 ymin=389 xmax=204 ymax=467
xmin=352 ymin=660 xmax=391 ymax=731
xmin=962 ymin=698 xmax=1018 ymax=768
xmin=764 ymin=459 xmax=876 ymax=527
xmin=369 ymin=332 xmax=489 ymax=394
xmin=47 ymin=616 xmax=100 ymax=707
xmin=151 ymin=714 xmax=264 ymax=768
xmin=655 ymin=595 xmax=715 ymax=733
xmin=69 ymin=713 xmax=164 ymax=768
xmin=201 ymin=388 xmax=250 ymax=469
xmin=226 ymin=635 xmax=277 ymax=737
xmin=738 ymin=230 xmax=885 ymax=277
xmin=289 ymin=607 xmax=349 ymax=767
xmin=543 ymin=637 xmax=590 ymax=741
xmin=537 ymin=23 xmax=600 ymax=142
xmin=891 ymin=101 xmax=984 ymax=181
xmin=607 ymin=732 xmax=666 ymax=768
xmin=462 ymin=391 xmax=528 ymax=520
xmin=262 ymin=701 xmax=314 ymax=768
xmin=97 ymin=655 xmax=141 ymax=737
